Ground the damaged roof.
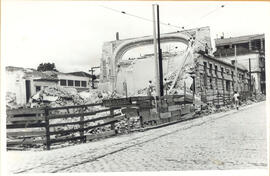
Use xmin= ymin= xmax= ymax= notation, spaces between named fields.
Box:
xmin=6 ymin=66 xmax=58 ymax=81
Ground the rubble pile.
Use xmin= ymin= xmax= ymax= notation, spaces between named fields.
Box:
xmin=7 ymin=86 xmax=128 ymax=150
xmin=6 ymin=92 xmax=18 ymax=109
xmin=29 ymin=86 xmax=124 ymax=109
xmin=255 ymin=93 xmax=266 ymax=102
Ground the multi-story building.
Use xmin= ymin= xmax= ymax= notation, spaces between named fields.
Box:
xmin=214 ymin=34 xmax=265 ymax=94
xmin=195 ymin=51 xmax=250 ymax=104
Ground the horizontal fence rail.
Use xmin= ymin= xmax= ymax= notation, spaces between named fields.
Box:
xmin=6 ymin=102 xmax=124 ymax=150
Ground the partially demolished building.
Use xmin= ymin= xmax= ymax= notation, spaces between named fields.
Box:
xmin=214 ymin=34 xmax=265 ymax=94
xmin=99 ymin=26 xmax=252 ymax=105
xmin=6 ymin=67 xmax=92 ymax=106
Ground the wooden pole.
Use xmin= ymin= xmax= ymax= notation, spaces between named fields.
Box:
xmin=152 ymin=4 xmax=160 ymax=97
xmin=80 ymin=108 xmax=85 ymax=143
xmin=249 ymin=58 xmax=252 ymax=96
xmin=157 ymin=5 xmax=164 ymax=97
xmin=234 ymin=45 xmax=238 ymax=92
xmin=44 ymin=107 xmax=51 ymax=150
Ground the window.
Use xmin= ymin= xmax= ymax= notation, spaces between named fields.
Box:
xmin=36 ymin=86 xmax=41 ymax=92
xmin=203 ymin=62 xmax=207 ymax=71
xmin=209 ymin=63 xmax=212 ymax=74
xmin=209 ymin=78 xmax=213 ymax=89
xmin=226 ymin=80 xmax=230 ymax=91
xmin=60 ymin=79 xmax=67 ymax=86
xmin=215 ymin=65 xmax=218 ymax=75
xmin=224 ymin=45 xmax=230 ymax=49
xmin=231 ymin=71 xmax=234 ymax=78
xmin=226 ymin=69 xmax=230 ymax=74
xmin=81 ymin=81 xmax=87 ymax=87
xmin=68 ymin=80 xmax=74 ymax=86
xmin=221 ymin=67 xmax=224 ymax=77
xmin=204 ymin=76 xmax=207 ymax=88
xmin=75 ymin=80 xmax=80 ymax=87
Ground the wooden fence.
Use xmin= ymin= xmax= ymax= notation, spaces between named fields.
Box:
xmin=7 ymin=103 xmax=124 ymax=150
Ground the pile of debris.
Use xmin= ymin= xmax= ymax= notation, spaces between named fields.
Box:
xmin=29 ymin=86 xmax=123 ymax=108
xmin=6 ymin=92 xmax=19 ymax=109
xmin=255 ymin=92 xmax=266 ymax=102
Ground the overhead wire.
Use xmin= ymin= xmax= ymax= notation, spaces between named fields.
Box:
xmin=99 ymin=5 xmax=185 ymax=30
xmin=99 ymin=4 xmax=225 ymax=45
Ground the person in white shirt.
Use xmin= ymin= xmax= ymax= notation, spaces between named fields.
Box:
xmin=164 ymin=78 xmax=169 ymax=95
xmin=147 ymin=81 xmax=153 ymax=96
xmin=233 ymin=91 xmax=240 ymax=110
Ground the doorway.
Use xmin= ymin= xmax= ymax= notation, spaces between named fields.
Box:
xmin=25 ymin=80 xmax=31 ymax=103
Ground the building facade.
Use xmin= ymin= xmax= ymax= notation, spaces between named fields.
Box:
xmin=57 ymin=72 xmax=91 ymax=92
xmin=6 ymin=66 xmax=59 ymax=105
xmin=6 ymin=67 xmax=92 ymax=105
xmin=194 ymin=52 xmax=250 ymax=105
xmin=214 ymin=34 xmax=265 ymax=94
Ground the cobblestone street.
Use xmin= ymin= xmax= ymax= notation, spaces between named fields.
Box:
xmin=7 ymin=102 xmax=267 ymax=173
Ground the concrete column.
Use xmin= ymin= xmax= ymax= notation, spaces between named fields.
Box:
xmin=249 ymin=41 xmax=252 ymax=50
xmin=256 ymin=73 xmax=261 ymax=93
xmin=260 ymin=39 xmax=264 ymax=50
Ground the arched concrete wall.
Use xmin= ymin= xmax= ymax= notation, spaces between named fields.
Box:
xmin=100 ymin=26 xmax=213 ymax=93
xmin=111 ymin=33 xmax=191 ymax=92
xmin=112 ymin=33 xmax=190 ymax=73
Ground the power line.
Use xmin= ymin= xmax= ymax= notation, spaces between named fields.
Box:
xmin=99 ymin=5 xmax=184 ymax=30
xmin=199 ymin=5 xmax=225 ymax=21
xmin=189 ymin=4 xmax=225 ymax=28
xmin=99 ymin=4 xmax=225 ymax=46
xmin=100 ymin=4 xmax=225 ymax=31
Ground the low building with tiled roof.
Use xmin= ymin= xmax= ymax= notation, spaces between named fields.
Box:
xmin=6 ymin=67 xmax=92 ymax=105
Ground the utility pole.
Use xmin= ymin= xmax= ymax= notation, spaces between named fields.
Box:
xmin=249 ymin=58 xmax=252 ymax=95
xmin=89 ymin=66 xmax=100 ymax=89
xmin=152 ymin=4 xmax=160 ymax=97
xmin=157 ymin=4 xmax=164 ymax=97
xmin=234 ymin=45 xmax=238 ymax=92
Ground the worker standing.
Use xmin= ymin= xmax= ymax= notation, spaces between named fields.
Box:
xmin=164 ymin=78 xmax=169 ymax=95
xmin=147 ymin=80 xmax=153 ymax=96
xmin=233 ymin=91 xmax=240 ymax=110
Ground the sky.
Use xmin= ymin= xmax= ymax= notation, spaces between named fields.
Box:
xmin=2 ymin=1 xmax=270 ymax=73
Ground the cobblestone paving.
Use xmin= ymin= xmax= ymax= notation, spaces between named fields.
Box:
xmin=7 ymin=102 xmax=267 ymax=173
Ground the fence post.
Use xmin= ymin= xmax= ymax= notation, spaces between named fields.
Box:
xmin=80 ymin=107 xmax=85 ymax=143
xmin=110 ymin=108 xmax=116 ymax=132
xmin=126 ymin=114 xmax=131 ymax=133
xmin=44 ymin=106 xmax=50 ymax=150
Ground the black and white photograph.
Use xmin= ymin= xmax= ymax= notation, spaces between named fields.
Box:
xmin=1 ymin=1 xmax=269 ymax=175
